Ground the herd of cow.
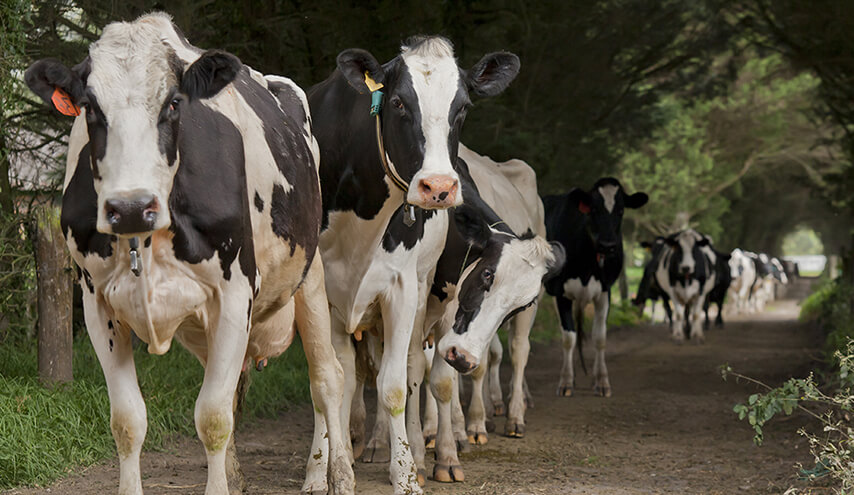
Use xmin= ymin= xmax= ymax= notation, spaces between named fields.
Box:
xmin=20 ymin=13 xmax=793 ymax=495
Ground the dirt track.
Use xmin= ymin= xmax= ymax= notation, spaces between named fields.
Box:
xmin=8 ymin=299 xmax=830 ymax=494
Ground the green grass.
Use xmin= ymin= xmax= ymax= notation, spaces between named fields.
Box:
xmin=0 ymin=334 xmax=310 ymax=489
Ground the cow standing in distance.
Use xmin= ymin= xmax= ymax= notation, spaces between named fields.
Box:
xmin=543 ymin=178 xmax=648 ymax=398
xmin=649 ymin=229 xmax=718 ymax=342
xmin=727 ymin=248 xmax=758 ymax=314
xmin=307 ymin=37 xmax=520 ymax=494
xmin=25 ymin=13 xmax=352 ymax=495
xmin=633 ymin=237 xmax=674 ymax=325
xmin=703 ymin=248 xmax=732 ymax=329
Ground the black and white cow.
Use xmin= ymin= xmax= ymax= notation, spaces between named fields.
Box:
xmin=25 ymin=13 xmax=352 ymax=495
xmin=633 ymin=237 xmax=674 ymax=325
xmin=727 ymin=248 xmax=757 ymax=314
xmin=651 ymin=229 xmax=718 ymax=342
xmin=703 ymin=248 xmax=732 ymax=329
xmin=307 ymin=37 xmax=520 ymax=494
xmin=543 ymin=178 xmax=648 ymax=397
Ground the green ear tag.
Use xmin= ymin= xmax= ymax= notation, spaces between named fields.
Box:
xmin=370 ymin=89 xmax=384 ymax=116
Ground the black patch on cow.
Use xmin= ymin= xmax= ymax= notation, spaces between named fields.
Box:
xmin=232 ymin=68 xmax=320 ymax=272
xmin=381 ymin=207 xmax=435 ymax=251
xmin=254 ymin=191 xmax=264 ymax=212
xmin=266 ymin=80 xmax=308 ymax=137
xmin=144 ymin=236 xmax=152 ymax=248
xmin=80 ymin=269 xmax=94 ymax=293
xmin=61 ymin=144 xmax=115 ymax=259
xmin=108 ymin=338 xmax=113 ymax=352
xmin=157 ymin=87 xmax=180 ymax=167
xmin=168 ymin=100 xmax=255 ymax=286
xmin=451 ymin=241 xmax=504 ymax=335
xmin=83 ymin=92 xmax=107 ymax=180
xmin=246 ymin=298 xmax=252 ymax=332
xmin=107 ymin=320 xmax=113 ymax=330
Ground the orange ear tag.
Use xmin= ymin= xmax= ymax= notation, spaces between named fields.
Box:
xmin=578 ymin=202 xmax=591 ymax=214
xmin=51 ymin=87 xmax=80 ymax=116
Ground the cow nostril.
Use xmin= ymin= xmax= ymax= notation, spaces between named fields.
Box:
xmin=419 ymin=180 xmax=432 ymax=193
xmin=438 ymin=191 xmax=449 ymax=201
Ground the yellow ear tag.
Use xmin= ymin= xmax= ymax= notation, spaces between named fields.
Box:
xmin=364 ymin=71 xmax=384 ymax=92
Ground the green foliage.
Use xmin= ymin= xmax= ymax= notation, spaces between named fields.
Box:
xmin=800 ymin=278 xmax=854 ymax=361
xmin=724 ymin=341 xmax=854 ymax=492
xmin=0 ymin=212 xmax=36 ymax=343
xmin=783 ymin=227 xmax=825 ymax=256
xmin=0 ymin=336 xmax=310 ymax=489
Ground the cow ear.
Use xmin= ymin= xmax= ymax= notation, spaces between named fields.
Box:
xmin=25 ymin=58 xmax=89 ymax=116
xmin=453 ymin=205 xmax=492 ymax=249
xmin=337 ymin=49 xmax=384 ymax=94
xmin=625 ymin=192 xmax=648 ymax=209
xmin=466 ymin=52 xmax=520 ymax=97
xmin=697 ymin=237 xmax=710 ymax=247
xmin=544 ymin=242 xmax=565 ymax=281
xmin=568 ymin=189 xmax=593 ymax=215
xmin=181 ymin=50 xmax=242 ymax=101
xmin=665 ymin=237 xmax=679 ymax=247
xmin=640 ymin=241 xmax=652 ymax=250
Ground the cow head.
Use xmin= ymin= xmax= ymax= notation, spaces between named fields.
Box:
xmin=25 ymin=14 xmax=241 ymax=236
xmin=437 ymin=205 xmax=564 ymax=373
xmin=666 ymin=229 xmax=711 ymax=280
xmin=729 ymin=248 xmax=747 ymax=278
xmin=336 ymin=37 xmax=520 ymax=210
xmin=770 ymin=257 xmax=788 ymax=284
xmin=570 ymin=178 xmax=647 ymax=265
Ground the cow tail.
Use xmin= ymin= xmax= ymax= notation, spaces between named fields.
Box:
xmin=575 ymin=309 xmax=588 ymax=375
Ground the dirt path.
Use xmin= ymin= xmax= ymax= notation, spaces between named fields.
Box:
xmin=8 ymin=299 xmax=831 ymax=494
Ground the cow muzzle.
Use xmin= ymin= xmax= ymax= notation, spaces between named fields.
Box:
xmin=104 ymin=194 xmax=160 ymax=235
xmin=412 ymin=175 xmax=459 ymax=209
xmin=444 ymin=345 xmax=478 ymax=374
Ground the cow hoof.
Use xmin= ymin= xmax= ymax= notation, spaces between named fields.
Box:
xmin=485 ymin=418 xmax=496 ymax=433
xmin=455 ymin=437 xmax=471 ymax=453
xmin=416 ymin=469 xmax=427 ymax=487
xmin=504 ymin=422 xmax=525 ymax=438
xmin=299 ymin=481 xmax=327 ymax=495
xmin=467 ymin=431 xmax=488 ymax=445
xmin=362 ymin=445 xmax=390 ymax=463
xmin=693 ymin=336 xmax=706 ymax=345
xmin=492 ymin=402 xmax=506 ymax=417
xmin=433 ymin=463 xmax=465 ymax=482
xmin=329 ymin=453 xmax=355 ymax=495
xmin=594 ymin=385 xmax=612 ymax=398
xmin=557 ymin=385 xmax=573 ymax=397
xmin=423 ymin=434 xmax=435 ymax=450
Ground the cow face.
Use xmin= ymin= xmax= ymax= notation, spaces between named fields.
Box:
xmin=729 ymin=248 xmax=747 ymax=278
xmin=570 ymin=178 xmax=647 ymax=264
xmin=666 ymin=230 xmax=710 ymax=280
xmin=26 ymin=19 xmax=241 ymax=236
xmin=770 ymin=257 xmax=788 ymax=284
xmin=336 ymin=38 xmax=520 ymax=210
xmin=437 ymin=206 xmax=564 ymax=373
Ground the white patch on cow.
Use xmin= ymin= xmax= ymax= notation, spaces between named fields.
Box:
xmin=675 ymin=230 xmax=700 ymax=275
xmin=401 ymin=39 xmax=462 ymax=205
xmin=562 ymin=277 xmax=603 ymax=306
xmin=599 ymin=184 xmax=619 ymax=213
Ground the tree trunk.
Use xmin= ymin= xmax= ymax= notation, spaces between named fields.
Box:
xmin=36 ymin=205 xmax=73 ymax=386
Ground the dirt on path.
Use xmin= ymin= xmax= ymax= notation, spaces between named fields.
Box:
xmin=8 ymin=299 xmax=832 ymax=494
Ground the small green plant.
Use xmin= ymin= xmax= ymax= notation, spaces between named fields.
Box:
xmin=723 ymin=340 xmax=854 ymax=492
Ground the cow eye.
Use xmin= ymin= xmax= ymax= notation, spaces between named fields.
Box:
xmin=169 ymin=97 xmax=181 ymax=112
xmin=482 ymin=268 xmax=494 ymax=283
xmin=390 ymin=95 xmax=405 ymax=114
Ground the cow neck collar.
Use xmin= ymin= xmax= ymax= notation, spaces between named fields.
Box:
xmin=366 ymin=72 xmax=417 ymax=227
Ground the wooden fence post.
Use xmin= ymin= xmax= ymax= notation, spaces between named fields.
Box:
xmin=35 ymin=205 xmax=73 ymax=385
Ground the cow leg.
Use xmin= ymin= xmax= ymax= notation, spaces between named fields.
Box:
xmin=195 ymin=282 xmax=252 ymax=495
xmin=662 ymin=295 xmax=674 ymax=326
xmin=670 ymin=301 xmax=686 ymax=342
xmin=703 ymin=298 xmax=711 ymax=331
xmin=82 ymin=292 xmax=146 ymax=495
xmin=406 ymin=282 xmax=431 ymax=486
xmin=487 ymin=334 xmax=505 ymax=417
xmin=450 ymin=375 xmax=469 ymax=450
xmin=349 ymin=371 xmax=367 ymax=461
xmin=715 ymin=302 xmax=725 ymax=327
xmin=379 ymin=283 xmax=422 ymax=495
xmin=430 ymin=348 xmax=465 ymax=483
xmin=592 ymin=292 xmax=611 ymax=397
xmin=506 ymin=302 xmax=536 ymax=438
xmin=422 ymin=343 xmax=438 ymax=449
xmin=363 ymin=392 xmax=390 ymax=463
xmin=466 ymin=348 xmax=489 ymax=445
xmin=555 ymin=296 xmax=576 ymax=397
xmin=689 ymin=298 xmax=706 ymax=344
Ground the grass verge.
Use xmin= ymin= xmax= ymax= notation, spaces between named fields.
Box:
xmin=0 ymin=335 xmax=310 ymax=489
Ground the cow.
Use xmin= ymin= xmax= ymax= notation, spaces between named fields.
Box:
xmin=651 ymin=229 xmax=718 ymax=342
xmin=24 ymin=13 xmax=352 ymax=495
xmin=633 ymin=237 xmax=673 ymax=325
xmin=542 ymin=178 xmax=648 ymax=398
xmin=727 ymin=248 xmax=757 ymax=314
xmin=703 ymin=249 xmax=732 ymax=329
xmin=307 ymin=37 xmax=520 ymax=494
